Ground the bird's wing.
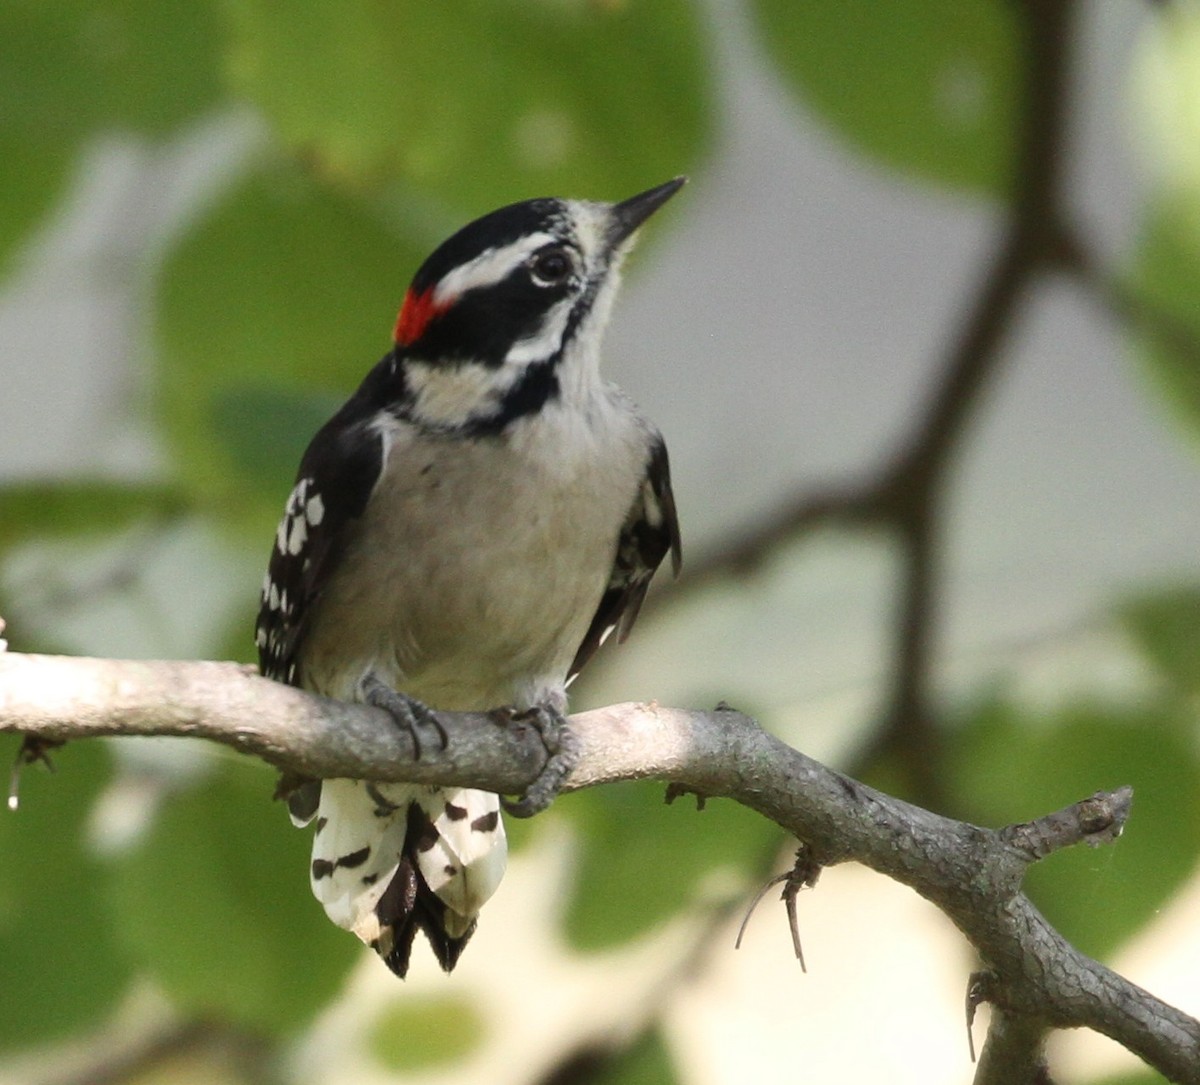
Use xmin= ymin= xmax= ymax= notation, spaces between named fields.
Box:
xmin=569 ymin=435 xmax=681 ymax=681
xmin=256 ymin=376 xmax=392 ymax=687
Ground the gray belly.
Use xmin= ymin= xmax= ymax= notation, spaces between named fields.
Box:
xmin=298 ymin=421 xmax=642 ymax=710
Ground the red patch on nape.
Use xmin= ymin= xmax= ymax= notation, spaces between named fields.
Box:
xmin=393 ymin=286 xmax=450 ymax=346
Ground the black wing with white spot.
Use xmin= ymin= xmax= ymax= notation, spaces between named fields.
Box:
xmin=256 ymin=364 xmax=393 ymax=686
xmin=569 ymin=435 xmax=681 ymax=680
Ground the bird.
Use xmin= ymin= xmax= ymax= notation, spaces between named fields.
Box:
xmin=255 ymin=178 xmax=684 ymax=977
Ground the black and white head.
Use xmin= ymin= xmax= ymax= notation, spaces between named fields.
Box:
xmin=389 ymin=177 xmax=685 ymax=433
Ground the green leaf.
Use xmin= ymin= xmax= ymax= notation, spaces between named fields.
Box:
xmin=0 ymin=480 xmax=184 ymax=551
xmin=750 ymin=0 xmax=1019 ymax=195
xmin=105 ymin=762 xmax=358 ymax=1032
xmin=562 ymin=781 xmax=777 ymax=951
xmin=947 ymin=699 xmax=1200 ymax=960
xmin=0 ymin=740 xmax=134 ymax=1050
xmin=155 ymin=166 xmax=423 ymax=525
xmin=0 ymin=135 xmax=75 ymax=277
xmin=367 ymin=993 xmax=487 ymax=1073
xmin=1119 ymin=585 xmax=1200 ymax=699
xmin=1127 ymin=195 xmax=1200 ymax=448
xmin=222 ymin=0 xmax=712 ymax=212
xmin=596 ymin=1029 xmax=679 ymax=1085
xmin=0 ymin=0 xmax=224 ymax=271
xmin=0 ymin=0 xmax=223 ymax=136
xmin=209 ymin=385 xmax=345 ymax=492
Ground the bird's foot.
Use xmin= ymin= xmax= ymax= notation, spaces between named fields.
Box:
xmin=495 ymin=703 xmax=580 ymax=818
xmin=361 ymin=674 xmax=448 ymax=759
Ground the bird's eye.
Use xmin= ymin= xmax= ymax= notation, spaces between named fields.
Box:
xmin=530 ymin=247 xmax=573 ymax=286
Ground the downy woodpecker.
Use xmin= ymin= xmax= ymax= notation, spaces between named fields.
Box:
xmin=256 ymin=179 xmax=683 ymax=977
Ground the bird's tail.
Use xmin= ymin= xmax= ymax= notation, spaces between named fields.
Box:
xmin=307 ymin=779 xmax=507 ymax=976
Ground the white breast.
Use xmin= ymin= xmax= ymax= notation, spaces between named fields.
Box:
xmin=299 ymin=388 xmax=651 ymax=712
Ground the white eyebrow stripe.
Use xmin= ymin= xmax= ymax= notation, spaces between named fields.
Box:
xmin=432 ymin=232 xmax=556 ymax=305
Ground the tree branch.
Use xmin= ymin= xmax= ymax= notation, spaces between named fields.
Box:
xmin=973 ymin=1004 xmax=1052 ymax=1085
xmin=1 ymin=652 xmax=1196 ymax=1082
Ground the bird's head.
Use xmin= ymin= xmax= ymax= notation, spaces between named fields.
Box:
xmin=389 ymin=178 xmax=685 ymax=432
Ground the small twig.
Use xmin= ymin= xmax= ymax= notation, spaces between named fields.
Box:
xmin=734 ymin=872 xmax=791 ymax=950
xmin=1000 ymin=787 xmax=1133 ymax=861
xmin=8 ymin=734 xmax=64 ymax=811
xmin=664 ymin=781 xmax=706 ymax=810
xmin=734 ymin=845 xmax=820 ymax=971
xmin=966 ymin=970 xmax=998 ymax=1063
xmin=782 ymin=880 xmax=804 ymax=969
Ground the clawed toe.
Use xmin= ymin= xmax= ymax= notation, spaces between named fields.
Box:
xmin=361 ymin=674 xmax=448 ymax=758
xmin=498 ymin=704 xmax=579 ymax=818
xmin=356 ymin=680 xmax=577 ymax=810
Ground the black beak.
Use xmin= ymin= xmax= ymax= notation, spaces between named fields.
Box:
xmin=608 ymin=177 xmax=687 ymax=248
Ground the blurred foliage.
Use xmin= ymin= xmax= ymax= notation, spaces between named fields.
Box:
xmin=1118 ymin=585 xmax=1200 ymax=698
xmin=947 ymin=698 xmax=1200 ymax=961
xmin=0 ymin=740 xmax=132 ymax=1051
xmin=155 ymin=167 xmax=415 ymax=526
xmin=1130 ymin=5 xmax=1200 ymax=453
xmin=104 ymin=761 xmax=359 ymax=1033
xmin=0 ymin=0 xmax=224 ymax=272
xmin=366 ymin=992 xmax=486 ymax=1073
xmin=0 ymin=481 xmax=184 ymax=550
xmin=223 ymin=0 xmax=710 ymax=215
xmin=946 ymin=583 xmax=1200 ymax=962
xmin=562 ymin=781 xmax=777 ymax=949
xmin=1129 ymin=194 xmax=1200 ymax=450
xmin=750 ymin=0 xmax=1020 ymax=195
xmin=1 ymin=1 xmax=1200 ymax=1084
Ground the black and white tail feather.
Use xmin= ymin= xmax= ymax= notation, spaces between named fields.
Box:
xmin=307 ymin=781 xmax=503 ymax=974
xmin=256 ymin=179 xmax=683 ymax=977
